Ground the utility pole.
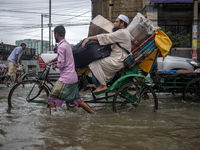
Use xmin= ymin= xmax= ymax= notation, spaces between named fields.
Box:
xmin=41 ymin=14 xmax=48 ymax=54
xmin=52 ymin=30 xmax=54 ymax=51
xmin=41 ymin=14 xmax=43 ymax=54
xmin=48 ymin=0 xmax=52 ymax=51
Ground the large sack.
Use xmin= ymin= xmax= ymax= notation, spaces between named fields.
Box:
xmin=155 ymin=30 xmax=172 ymax=60
xmin=88 ymin=15 xmax=114 ymax=36
xmin=127 ymin=12 xmax=160 ymax=50
xmin=72 ymin=39 xmax=112 ymax=68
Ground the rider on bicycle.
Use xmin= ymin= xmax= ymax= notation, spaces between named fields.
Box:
xmin=3 ymin=43 xmax=26 ymax=87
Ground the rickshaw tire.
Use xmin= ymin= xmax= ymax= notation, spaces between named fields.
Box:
xmin=183 ymin=77 xmax=200 ymax=102
xmin=112 ymin=82 xmax=158 ymax=113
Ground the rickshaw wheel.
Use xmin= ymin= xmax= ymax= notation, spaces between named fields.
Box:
xmin=183 ymin=77 xmax=200 ymax=102
xmin=112 ymin=82 xmax=158 ymax=113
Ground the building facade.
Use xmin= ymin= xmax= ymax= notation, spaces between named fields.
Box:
xmin=91 ymin=0 xmax=200 ymax=61
xmin=16 ymin=39 xmax=49 ymax=55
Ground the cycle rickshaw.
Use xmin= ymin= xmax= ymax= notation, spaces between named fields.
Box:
xmin=8 ymin=30 xmax=200 ymax=112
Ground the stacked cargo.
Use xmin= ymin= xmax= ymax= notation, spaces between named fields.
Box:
xmin=73 ymin=15 xmax=114 ymax=68
xmin=73 ymin=13 xmax=160 ymax=68
xmin=88 ymin=14 xmax=114 ymax=36
xmin=127 ymin=13 xmax=160 ymax=51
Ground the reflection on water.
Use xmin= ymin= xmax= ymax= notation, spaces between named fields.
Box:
xmin=0 ymin=86 xmax=200 ymax=150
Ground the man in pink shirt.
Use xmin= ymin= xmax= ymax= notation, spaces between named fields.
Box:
xmin=46 ymin=25 xmax=96 ymax=115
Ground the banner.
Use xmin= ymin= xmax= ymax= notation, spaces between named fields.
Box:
xmin=192 ymin=25 xmax=198 ymax=60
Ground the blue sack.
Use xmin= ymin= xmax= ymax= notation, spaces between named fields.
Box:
xmin=162 ymin=70 xmax=178 ymax=73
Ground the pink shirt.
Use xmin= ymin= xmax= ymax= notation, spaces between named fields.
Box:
xmin=57 ymin=39 xmax=78 ymax=84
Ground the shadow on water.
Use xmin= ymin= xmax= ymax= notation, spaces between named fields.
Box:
xmin=0 ymin=86 xmax=200 ymax=150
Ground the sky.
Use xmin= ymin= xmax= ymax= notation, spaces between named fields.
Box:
xmin=0 ymin=0 xmax=91 ymax=46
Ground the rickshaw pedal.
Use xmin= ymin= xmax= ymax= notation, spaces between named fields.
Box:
xmin=132 ymin=102 xmax=139 ymax=107
xmin=121 ymin=102 xmax=127 ymax=106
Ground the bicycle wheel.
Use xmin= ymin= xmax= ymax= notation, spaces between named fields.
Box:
xmin=183 ymin=77 xmax=200 ymax=102
xmin=113 ymin=82 xmax=158 ymax=113
xmin=8 ymin=79 xmax=49 ymax=109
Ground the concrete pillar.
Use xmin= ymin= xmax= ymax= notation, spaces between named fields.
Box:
xmin=101 ymin=0 xmax=103 ymax=16
xmin=109 ymin=0 xmax=113 ymax=21
xmin=143 ymin=5 xmax=158 ymax=26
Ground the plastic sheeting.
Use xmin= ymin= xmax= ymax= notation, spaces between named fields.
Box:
xmin=127 ymin=12 xmax=160 ymax=50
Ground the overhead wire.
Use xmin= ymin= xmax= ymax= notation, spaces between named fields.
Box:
xmin=0 ymin=0 xmax=91 ymax=44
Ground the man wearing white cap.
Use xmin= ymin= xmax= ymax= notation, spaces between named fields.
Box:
xmin=82 ymin=14 xmax=131 ymax=93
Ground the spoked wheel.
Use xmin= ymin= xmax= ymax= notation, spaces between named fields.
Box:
xmin=8 ymin=79 xmax=49 ymax=110
xmin=113 ymin=82 xmax=158 ymax=113
xmin=183 ymin=77 xmax=200 ymax=102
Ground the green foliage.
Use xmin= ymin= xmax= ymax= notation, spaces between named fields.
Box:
xmin=168 ymin=32 xmax=190 ymax=48
xmin=162 ymin=30 xmax=190 ymax=48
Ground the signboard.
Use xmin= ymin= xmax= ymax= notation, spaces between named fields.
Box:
xmin=193 ymin=25 xmax=198 ymax=38
xmin=192 ymin=25 xmax=198 ymax=60
xmin=150 ymin=0 xmax=198 ymax=2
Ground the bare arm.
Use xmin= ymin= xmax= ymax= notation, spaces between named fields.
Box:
xmin=82 ymin=36 xmax=98 ymax=48
xmin=15 ymin=54 xmax=19 ymax=67
xmin=19 ymin=59 xmax=21 ymax=65
xmin=49 ymin=57 xmax=58 ymax=63
xmin=45 ymin=57 xmax=58 ymax=65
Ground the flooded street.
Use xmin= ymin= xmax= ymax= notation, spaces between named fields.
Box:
xmin=1 ymin=85 xmax=200 ymax=150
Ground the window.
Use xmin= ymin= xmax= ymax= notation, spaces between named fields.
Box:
xmin=158 ymin=20 xmax=192 ymax=47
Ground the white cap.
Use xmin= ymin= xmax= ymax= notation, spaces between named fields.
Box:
xmin=118 ymin=14 xmax=129 ymax=24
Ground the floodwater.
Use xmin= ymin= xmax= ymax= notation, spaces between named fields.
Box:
xmin=1 ymin=85 xmax=200 ymax=150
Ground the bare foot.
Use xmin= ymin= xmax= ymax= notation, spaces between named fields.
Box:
xmin=93 ymin=86 xmax=107 ymax=93
xmin=87 ymin=84 xmax=97 ymax=89
xmin=49 ymin=104 xmax=56 ymax=115
xmin=131 ymin=85 xmax=141 ymax=89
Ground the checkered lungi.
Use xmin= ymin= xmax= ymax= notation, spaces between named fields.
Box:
xmin=7 ymin=61 xmax=17 ymax=75
xmin=48 ymin=81 xmax=83 ymax=107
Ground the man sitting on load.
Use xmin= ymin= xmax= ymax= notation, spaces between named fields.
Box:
xmin=82 ymin=14 xmax=132 ymax=93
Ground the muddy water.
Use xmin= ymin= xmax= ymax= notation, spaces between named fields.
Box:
xmin=1 ymin=85 xmax=200 ymax=150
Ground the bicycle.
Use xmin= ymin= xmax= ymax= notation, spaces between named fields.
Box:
xmin=8 ymin=64 xmax=54 ymax=109
xmin=0 ymin=65 xmax=8 ymax=84
xmin=0 ymin=65 xmax=34 ymax=87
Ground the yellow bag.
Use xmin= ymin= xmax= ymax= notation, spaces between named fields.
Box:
xmin=139 ymin=48 xmax=159 ymax=73
xmin=139 ymin=30 xmax=172 ymax=73
xmin=154 ymin=30 xmax=172 ymax=60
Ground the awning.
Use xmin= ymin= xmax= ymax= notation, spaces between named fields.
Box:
xmin=150 ymin=0 xmax=197 ymax=2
